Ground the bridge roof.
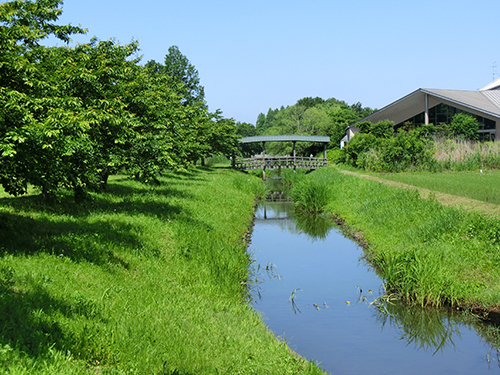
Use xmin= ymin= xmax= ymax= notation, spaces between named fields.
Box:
xmin=240 ymin=135 xmax=330 ymax=144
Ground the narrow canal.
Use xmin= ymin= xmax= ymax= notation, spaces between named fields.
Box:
xmin=250 ymin=201 xmax=500 ymax=375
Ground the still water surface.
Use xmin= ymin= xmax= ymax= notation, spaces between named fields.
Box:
xmin=250 ymin=202 xmax=500 ymax=375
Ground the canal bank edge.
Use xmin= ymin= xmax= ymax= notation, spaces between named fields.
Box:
xmin=317 ymin=169 xmax=500 ymax=324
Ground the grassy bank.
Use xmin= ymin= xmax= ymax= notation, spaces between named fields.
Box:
xmin=290 ymin=167 xmax=500 ymax=310
xmin=0 ymin=168 xmax=323 ymax=374
xmin=374 ymin=170 xmax=500 ymax=205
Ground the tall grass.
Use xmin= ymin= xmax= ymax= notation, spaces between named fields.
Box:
xmin=291 ymin=167 xmax=500 ymax=309
xmin=433 ymin=138 xmax=500 ymax=171
xmin=0 ymin=168 xmax=323 ymax=374
xmin=290 ymin=177 xmax=332 ymax=213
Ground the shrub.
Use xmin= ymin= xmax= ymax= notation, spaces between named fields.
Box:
xmin=326 ymin=148 xmax=343 ymax=164
xmin=341 ymin=122 xmax=435 ymax=172
xmin=450 ymin=113 xmax=479 ymax=140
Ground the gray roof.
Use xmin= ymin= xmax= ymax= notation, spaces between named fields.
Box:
xmin=423 ymin=88 xmax=500 ymax=117
xmin=240 ymin=135 xmax=330 ymax=144
xmin=480 ymin=76 xmax=500 ymax=91
xmin=352 ymin=85 xmax=500 ymax=128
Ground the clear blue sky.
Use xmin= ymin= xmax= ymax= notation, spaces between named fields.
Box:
xmin=49 ymin=0 xmax=500 ymax=124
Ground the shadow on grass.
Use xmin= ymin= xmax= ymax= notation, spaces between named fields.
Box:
xmin=0 ymin=211 xmax=143 ymax=266
xmin=0 ymin=279 xmax=103 ymax=360
xmin=161 ymin=168 xmax=208 ymax=182
xmin=0 ymin=177 xmax=210 ymax=266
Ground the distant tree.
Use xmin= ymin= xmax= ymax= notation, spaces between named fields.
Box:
xmin=253 ymin=98 xmax=374 ymax=152
xmin=255 ymin=113 xmax=267 ymax=134
xmin=205 ymin=111 xmax=239 ymax=161
xmin=289 ymin=105 xmax=307 ymax=133
xmin=326 ymin=106 xmax=361 ymax=148
xmin=350 ymin=102 xmax=375 ymax=119
xmin=449 ymin=113 xmax=479 ymax=140
xmin=234 ymin=121 xmax=260 ymax=157
xmin=163 ymin=46 xmax=205 ymax=107
xmin=147 ymin=46 xmax=205 ymax=108
xmin=296 ymin=97 xmax=324 ymax=109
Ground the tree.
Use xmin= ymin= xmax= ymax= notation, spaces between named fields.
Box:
xmin=0 ymin=0 xmax=88 ymax=197
xmin=255 ymin=113 xmax=267 ymax=134
xmin=235 ymin=122 xmax=260 ymax=157
xmin=326 ymin=106 xmax=360 ymax=148
xmin=296 ymin=97 xmax=324 ymax=109
xmin=147 ymin=46 xmax=205 ymax=108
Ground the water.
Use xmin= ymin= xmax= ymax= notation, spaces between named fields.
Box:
xmin=250 ymin=202 xmax=500 ymax=375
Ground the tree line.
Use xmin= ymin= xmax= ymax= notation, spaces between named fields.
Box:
xmin=0 ymin=0 xmax=238 ymax=200
xmin=235 ymin=97 xmax=375 ymax=157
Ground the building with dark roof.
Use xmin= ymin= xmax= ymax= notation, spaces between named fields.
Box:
xmin=342 ymin=78 xmax=500 ymax=147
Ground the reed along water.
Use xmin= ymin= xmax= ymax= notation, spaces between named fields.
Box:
xmin=249 ymin=201 xmax=500 ymax=375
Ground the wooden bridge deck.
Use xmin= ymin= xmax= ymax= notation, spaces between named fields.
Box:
xmin=234 ymin=156 xmax=328 ymax=171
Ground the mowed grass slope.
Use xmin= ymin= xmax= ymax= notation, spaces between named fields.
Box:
xmin=0 ymin=168 xmax=323 ymax=374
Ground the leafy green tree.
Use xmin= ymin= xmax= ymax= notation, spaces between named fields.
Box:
xmin=147 ymin=46 xmax=205 ymax=108
xmin=0 ymin=1 xmax=187 ymax=196
xmin=0 ymin=0 xmax=88 ymax=197
xmin=123 ymin=63 xmax=188 ymax=183
xmin=326 ymin=106 xmax=361 ymax=148
xmin=254 ymin=97 xmax=374 ymax=152
xmin=206 ymin=112 xmax=239 ymax=160
xmin=449 ymin=113 xmax=479 ymax=140
xmin=350 ymin=101 xmax=375 ymax=119
xmin=255 ymin=113 xmax=267 ymax=134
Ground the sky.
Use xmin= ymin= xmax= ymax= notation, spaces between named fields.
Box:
xmin=47 ymin=0 xmax=500 ymax=124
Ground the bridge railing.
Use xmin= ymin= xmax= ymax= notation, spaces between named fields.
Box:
xmin=234 ymin=156 xmax=328 ymax=171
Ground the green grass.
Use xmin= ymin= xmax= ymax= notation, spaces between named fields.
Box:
xmin=289 ymin=167 xmax=500 ymax=309
xmin=374 ymin=170 xmax=500 ymax=205
xmin=0 ymin=168 xmax=322 ymax=374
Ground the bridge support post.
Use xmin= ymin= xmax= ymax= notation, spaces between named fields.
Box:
xmin=293 ymin=141 xmax=297 ymax=172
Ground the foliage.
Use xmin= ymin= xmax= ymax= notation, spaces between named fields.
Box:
xmin=326 ymin=105 xmax=362 ymax=148
xmin=0 ymin=0 xmax=87 ymax=197
xmin=0 ymin=1 xmax=238 ymax=198
xmin=449 ymin=113 xmax=479 ymax=140
xmin=235 ymin=121 xmax=261 ymax=157
xmin=340 ymin=122 xmax=436 ymax=172
xmin=253 ymin=97 xmax=374 ymax=155
xmin=146 ymin=45 xmax=206 ymax=108
xmin=326 ymin=148 xmax=343 ymax=164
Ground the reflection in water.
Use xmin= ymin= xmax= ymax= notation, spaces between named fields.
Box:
xmin=375 ymin=298 xmax=460 ymax=355
xmin=251 ymin=200 xmax=500 ymax=374
xmin=256 ymin=203 xmax=335 ymax=241
xmin=294 ymin=209 xmax=334 ymax=240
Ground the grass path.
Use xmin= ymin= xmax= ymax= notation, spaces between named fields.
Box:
xmin=339 ymin=170 xmax=500 ymax=220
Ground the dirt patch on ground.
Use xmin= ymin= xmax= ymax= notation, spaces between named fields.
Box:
xmin=339 ymin=170 xmax=500 ymax=220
